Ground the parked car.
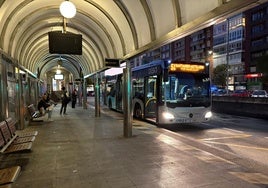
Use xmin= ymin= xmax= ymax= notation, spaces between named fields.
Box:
xmin=87 ymin=91 xmax=95 ymax=96
xmin=230 ymin=89 xmax=251 ymax=97
xmin=251 ymin=90 xmax=268 ymax=98
xmin=212 ymin=89 xmax=229 ymax=96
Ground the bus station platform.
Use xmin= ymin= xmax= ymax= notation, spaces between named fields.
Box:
xmin=1 ymin=99 xmax=268 ymax=188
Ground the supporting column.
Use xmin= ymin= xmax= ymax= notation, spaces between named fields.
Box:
xmin=83 ymin=79 xmax=87 ymax=109
xmin=95 ymin=73 xmax=100 ymax=117
xmin=77 ymin=81 xmax=82 ymax=107
xmin=0 ymin=58 xmax=8 ymax=120
xmin=123 ymin=61 xmax=132 ymax=137
xmin=18 ymin=74 xmax=25 ymax=130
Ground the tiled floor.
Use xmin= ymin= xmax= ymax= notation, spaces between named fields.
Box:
xmin=1 ymin=102 xmax=267 ymax=188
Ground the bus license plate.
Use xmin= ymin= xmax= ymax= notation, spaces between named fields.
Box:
xmin=176 ymin=119 xmax=193 ymax=123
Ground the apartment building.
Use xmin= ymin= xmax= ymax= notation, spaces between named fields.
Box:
xmin=245 ymin=2 xmax=268 ymax=90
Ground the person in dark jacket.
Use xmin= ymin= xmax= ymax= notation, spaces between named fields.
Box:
xmin=71 ymin=89 xmax=77 ymax=108
xmin=38 ymin=93 xmax=53 ymax=121
xmin=45 ymin=92 xmax=57 ymax=106
xmin=60 ymin=87 xmax=69 ymax=115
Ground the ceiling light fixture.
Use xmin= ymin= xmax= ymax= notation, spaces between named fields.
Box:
xmin=60 ymin=1 xmax=76 ymax=18
xmin=56 ymin=69 xmax=61 ymax=74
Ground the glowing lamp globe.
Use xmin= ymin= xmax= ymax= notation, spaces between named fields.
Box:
xmin=60 ymin=1 xmax=76 ymax=18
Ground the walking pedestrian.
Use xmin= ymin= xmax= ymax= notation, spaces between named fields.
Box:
xmin=71 ymin=89 xmax=77 ymax=108
xmin=60 ymin=87 xmax=70 ymax=115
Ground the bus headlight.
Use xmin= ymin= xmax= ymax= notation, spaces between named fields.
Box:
xmin=205 ymin=111 xmax=212 ymax=119
xmin=163 ymin=112 xmax=175 ymax=120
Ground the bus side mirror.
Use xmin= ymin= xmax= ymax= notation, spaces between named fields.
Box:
xmin=163 ymin=69 xmax=168 ymax=82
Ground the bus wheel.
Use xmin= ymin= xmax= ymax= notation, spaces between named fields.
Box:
xmin=134 ymin=104 xmax=142 ymax=119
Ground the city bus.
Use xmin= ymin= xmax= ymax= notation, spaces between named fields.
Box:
xmin=106 ymin=60 xmax=212 ymax=125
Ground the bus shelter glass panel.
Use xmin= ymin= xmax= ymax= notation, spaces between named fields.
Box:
xmin=106 ymin=76 xmax=117 ymax=109
xmin=7 ymin=63 xmax=17 ymax=120
xmin=28 ymin=79 xmax=38 ymax=105
xmin=23 ymin=79 xmax=30 ymax=106
xmin=115 ymin=75 xmax=123 ymax=110
xmin=0 ymin=62 xmax=3 ymax=120
xmin=22 ymin=79 xmax=38 ymax=106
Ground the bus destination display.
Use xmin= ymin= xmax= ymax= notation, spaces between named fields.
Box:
xmin=169 ymin=63 xmax=205 ymax=73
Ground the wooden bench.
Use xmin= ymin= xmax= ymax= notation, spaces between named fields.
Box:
xmin=5 ymin=118 xmax=38 ymax=137
xmin=5 ymin=118 xmax=36 ymax=144
xmin=0 ymin=118 xmax=38 ymax=186
xmin=28 ymin=104 xmax=40 ymax=118
xmin=0 ymin=166 xmax=21 ymax=186
xmin=0 ymin=121 xmax=32 ymax=154
xmin=27 ymin=104 xmax=44 ymax=122
xmin=0 ymin=121 xmax=22 ymax=186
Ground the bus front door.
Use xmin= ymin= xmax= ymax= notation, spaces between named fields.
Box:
xmin=144 ymin=76 xmax=157 ymax=120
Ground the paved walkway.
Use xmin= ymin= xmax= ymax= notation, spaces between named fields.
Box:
xmin=1 ymin=100 xmax=267 ymax=188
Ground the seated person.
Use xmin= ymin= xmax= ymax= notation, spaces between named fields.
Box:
xmin=38 ymin=94 xmax=54 ymax=121
xmin=46 ymin=92 xmax=57 ymax=106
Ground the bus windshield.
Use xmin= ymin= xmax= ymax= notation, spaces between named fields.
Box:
xmin=162 ymin=72 xmax=211 ymax=107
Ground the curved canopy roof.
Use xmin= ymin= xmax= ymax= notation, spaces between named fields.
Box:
xmin=0 ymin=0 xmax=266 ymax=79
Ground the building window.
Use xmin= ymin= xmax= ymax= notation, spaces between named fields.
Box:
xmin=252 ymin=24 xmax=265 ymax=34
xmin=251 ymin=38 xmax=264 ymax=47
xmin=229 ymin=28 xmax=244 ymax=41
xmin=229 ymin=42 xmax=242 ymax=52
xmin=251 ymin=10 xmax=264 ymax=21
xmin=229 ymin=14 xmax=244 ymax=29
xmin=251 ymin=52 xmax=263 ymax=60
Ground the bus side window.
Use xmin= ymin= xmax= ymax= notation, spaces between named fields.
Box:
xmin=146 ymin=77 xmax=156 ymax=98
xmin=147 ymin=92 xmax=153 ymax=98
xmin=133 ymin=78 xmax=144 ymax=100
